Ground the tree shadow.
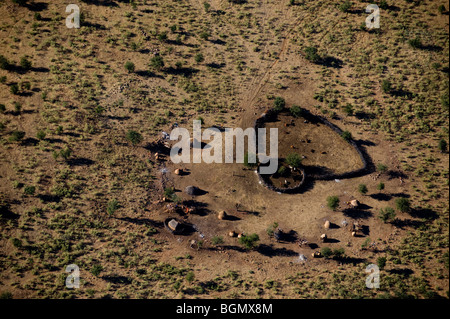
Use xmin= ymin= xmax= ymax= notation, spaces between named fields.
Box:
xmin=370 ymin=193 xmax=392 ymax=201
xmin=206 ymin=62 xmax=226 ymax=69
xmin=257 ymin=244 xmax=298 ymax=257
xmin=389 ymin=268 xmax=414 ymax=278
xmin=276 ymin=230 xmax=298 ymax=243
xmin=409 ymin=208 xmax=438 ymax=221
xmin=31 ymin=67 xmax=50 ymax=73
xmin=387 ymin=170 xmax=408 ymax=180
xmin=165 ymin=67 xmax=199 ymax=78
xmin=320 ymin=56 xmax=343 ymax=69
xmin=21 ymin=137 xmax=39 ymax=146
xmin=37 ymin=194 xmax=60 ymax=203
xmin=223 ymin=245 xmax=246 ymax=253
xmin=25 ymin=2 xmax=48 ymax=11
xmin=336 ymin=256 xmax=366 ymax=265
xmin=67 ymin=157 xmax=95 ymax=166
xmin=342 ymin=208 xmax=373 ymax=219
xmin=102 ymin=275 xmax=132 ymax=285
xmin=392 ymin=218 xmax=425 ymax=230
xmin=117 ymin=216 xmax=164 ymax=228
xmin=135 ymin=70 xmax=163 ymax=79
xmin=0 ymin=203 xmax=20 ymax=221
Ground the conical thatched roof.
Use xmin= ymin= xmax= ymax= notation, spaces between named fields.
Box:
xmin=185 ymin=186 xmax=199 ymax=196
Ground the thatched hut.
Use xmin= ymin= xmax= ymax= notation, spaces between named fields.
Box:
xmin=185 ymin=186 xmax=200 ymax=196
xmin=218 ymin=211 xmax=227 ymax=220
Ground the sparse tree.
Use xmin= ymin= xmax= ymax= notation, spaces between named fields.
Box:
xmin=379 ymin=207 xmax=396 ymax=223
xmin=124 ymin=61 xmax=135 ymax=73
xmin=273 ymin=96 xmax=286 ymax=112
xmin=395 ymin=197 xmax=411 ymax=213
xmin=327 ymin=196 xmax=340 ymax=211
xmin=286 ymin=153 xmax=302 ymax=169
xmin=239 ymin=233 xmax=260 ymax=250
xmin=438 ymin=139 xmax=447 ymax=153
xmin=358 ymin=184 xmax=368 ymax=195
xmin=126 ymin=130 xmax=143 ymax=146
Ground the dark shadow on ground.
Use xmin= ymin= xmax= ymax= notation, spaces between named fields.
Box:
xmin=257 ymin=244 xmax=298 ymax=257
xmin=342 ymin=208 xmax=373 ymax=219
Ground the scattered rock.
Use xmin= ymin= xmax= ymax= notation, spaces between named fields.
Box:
xmin=324 ymin=220 xmax=331 ymax=229
xmin=229 ymin=231 xmax=237 ymax=237
xmin=320 ymin=233 xmax=327 ymax=242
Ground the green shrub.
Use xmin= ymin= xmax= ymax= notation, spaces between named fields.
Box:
xmin=90 ymin=264 xmax=103 ymax=277
xmin=341 ymin=130 xmax=352 ymax=141
xmin=326 ymin=196 xmax=340 ymax=211
xmin=20 ymin=56 xmax=32 ymax=70
xmin=9 ymin=130 xmax=25 ymax=142
xmin=438 ymin=4 xmax=446 ymax=14
xmin=377 ymin=163 xmax=388 ymax=173
xmin=194 ymin=53 xmax=205 ymax=63
xmin=186 ymin=271 xmax=195 ymax=282
xmin=408 ymin=37 xmax=422 ymax=49
xmin=290 ymin=105 xmax=303 ymax=118
xmin=24 ymin=185 xmax=36 ymax=196
xmin=0 ymin=55 xmax=11 ymax=70
xmin=381 ymin=80 xmax=392 ymax=93
xmin=273 ymin=96 xmax=286 ymax=112
xmin=11 ymin=238 xmax=22 ymax=248
xmin=212 ymin=236 xmax=224 ymax=245
xmin=377 ymin=182 xmax=385 ymax=192
xmin=286 ymin=153 xmax=302 ymax=168
xmin=150 ymin=55 xmax=164 ymax=70
xmin=379 ymin=0 xmax=388 ymax=10
xmin=36 ymin=130 xmax=46 ymax=140
xmin=321 ymin=247 xmax=333 ymax=258
xmin=0 ymin=104 xmax=5 ymax=113
xmin=126 ymin=130 xmax=143 ymax=146
xmin=59 ymin=147 xmax=72 ymax=160
xmin=377 ymin=256 xmax=387 ymax=269
xmin=10 ymin=84 xmax=19 ymax=95
xmin=304 ymin=46 xmax=321 ymax=63
xmin=358 ymin=184 xmax=368 ymax=195
xmin=338 ymin=0 xmax=352 ymax=12
xmin=395 ymin=198 xmax=411 ymax=213
xmin=124 ymin=61 xmax=135 ymax=73
xmin=379 ymin=207 xmax=396 ymax=223
xmin=107 ymin=199 xmax=119 ymax=216
xmin=343 ymin=104 xmax=354 ymax=116
xmin=239 ymin=233 xmax=260 ymax=250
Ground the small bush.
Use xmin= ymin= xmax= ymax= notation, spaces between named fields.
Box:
xmin=379 ymin=207 xmax=396 ymax=223
xmin=194 ymin=53 xmax=205 ymax=63
xmin=290 ymin=105 xmax=303 ymax=118
xmin=273 ymin=96 xmax=286 ymax=112
xmin=438 ymin=4 xmax=446 ymax=14
xmin=341 ymin=130 xmax=352 ymax=141
xmin=327 ymin=196 xmax=340 ymax=211
xmin=11 ymin=238 xmax=22 ymax=248
xmin=377 ymin=182 xmax=385 ymax=192
xmin=107 ymin=199 xmax=119 ymax=216
xmin=304 ymin=46 xmax=321 ymax=63
xmin=9 ymin=130 xmax=25 ymax=142
xmin=150 ymin=55 xmax=164 ymax=70
xmin=338 ymin=0 xmax=352 ymax=12
xmin=36 ymin=130 xmax=46 ymax=140
xmin=408 ymin=37 xmax=422 ymax=49
xmin=239 ymin=233 xmax=260 ymax=250
xmin=377 ymin=257 xmax=387 ymax=269
xmin=126 ymin=130 xmax=143 ymax=146
xmin=186 ymin=271 xmax=195 ymax=282
xmin=321 ymin=247 xmax=333 ymax=258
xmin=0 ymin=55 xmax=11 ymax=70
xmin=286 ymin=153 xmax=302 ymax=168
xmin=343 ymin=104 xmax=354 ymax=116
xmin=20 ymin=56 xmax=32 ymax=70
xmin=381 ymin=80 xmax=392 ymax=93
xmin=10 ymin=84 xmax=19 ymax=95
xmin=24 ymin=185 xmax=36 ymax=196
xmin=124 ymin=61 xmax=135 ymax=73
xmin=90 ymin=264 xmax=103 ymax=277
xmin=395 ymin=197 xmax=411 ymax=213
xmin=358 ymin=184 xmax=368 ymax=195
xmin=212 ymin=236 xmax=224 ymax=245
xmin=377 ymin=163 xmax=388 ymax=173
